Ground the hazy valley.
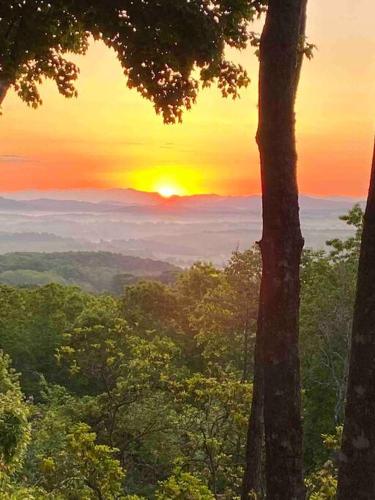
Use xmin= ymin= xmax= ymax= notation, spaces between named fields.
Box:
xmin=0 ymin=188 xmax=361 ymax=267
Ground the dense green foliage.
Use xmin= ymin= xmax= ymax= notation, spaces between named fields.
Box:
xmin=301 ymin=205 xmax=361 ymax=470
xmin=0 ymin=352 xmax=30 ymax=474
xmin=0 ymin=252 xmax=179 ymax=293
xmin=0 ymin=208 xmax=361 ymax=498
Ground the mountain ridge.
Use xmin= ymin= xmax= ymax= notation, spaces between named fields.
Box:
xmin=0 ymin=251 xmax=179 ymax=293
xmin=0 ymin=189 xmax=363 ymax=213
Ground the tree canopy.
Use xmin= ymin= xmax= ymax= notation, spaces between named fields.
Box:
xmin=0 ymin=1 xmax=89 ymax=105
xmin=0 ymin=0 xmax=267 ymax=121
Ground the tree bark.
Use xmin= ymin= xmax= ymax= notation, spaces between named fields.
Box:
xmin=337 ymin=139 xmax=375 ymax=499
xmin=241 ymin=300 xmax=264 ymax=499
xmin=254 ymin=1 xmax=307 ymax=498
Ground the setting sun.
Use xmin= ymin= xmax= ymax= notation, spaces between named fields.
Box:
xmin=158 ymin=185 xmax=179 ymax=198
xmin=122 ymin=166 xmax=204 ymax=197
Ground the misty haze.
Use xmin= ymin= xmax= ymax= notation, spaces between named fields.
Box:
xmin=0 ymin=188 xmax=361 ymax=267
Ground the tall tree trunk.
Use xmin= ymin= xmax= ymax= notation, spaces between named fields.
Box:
xmin=337 ymin=138 xmax=375 ymax=499
xmin=255 ymin=1 xmax=307 ymax=498
xmin=241 ymin=301 xmax=264 ymax=499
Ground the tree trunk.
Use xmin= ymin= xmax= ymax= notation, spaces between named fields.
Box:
xmin=337 ymin=138 xmax=375 ymax=499
xmin=255 ymin=1 xmax=308 ymax=498
xmin=241 ymin=300 xmax=264 ymax=499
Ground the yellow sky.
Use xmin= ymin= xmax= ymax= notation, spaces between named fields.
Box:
xmin=1 ymin=0 xmax=375 ymax=196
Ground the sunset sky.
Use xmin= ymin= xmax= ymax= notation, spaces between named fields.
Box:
xmin=1 ymin=0 xmax=375 ymax=196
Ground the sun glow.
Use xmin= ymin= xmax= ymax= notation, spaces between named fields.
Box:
xmin=124 ymin=165 xmax=204 ymax=197
xmin=158 ymin=185 xmax=179 ymax=198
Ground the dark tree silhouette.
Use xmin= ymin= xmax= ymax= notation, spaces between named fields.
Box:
xmin=242 ymin=1 xmax=309 ymax=498
xmin=0 ymin=0 xmax=266 ymax=122
xmin=0 ymin=1 xmax=90 ymax=107
xmin=337 ymin=139 xmax=375 ymax=499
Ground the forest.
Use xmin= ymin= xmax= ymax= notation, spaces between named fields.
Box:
xmin=0 ymin=207 xmax=361 ymax=498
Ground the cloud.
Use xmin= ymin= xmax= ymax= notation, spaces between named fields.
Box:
xmin=0 ymin=155 xmax=32 ymax=164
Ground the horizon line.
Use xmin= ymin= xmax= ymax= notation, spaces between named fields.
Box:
xmin=0 ymin=187 xmax=365 ymax=200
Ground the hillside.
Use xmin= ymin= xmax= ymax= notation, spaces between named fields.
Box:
xmin=0 ymin=251 xmax=179 ymax=293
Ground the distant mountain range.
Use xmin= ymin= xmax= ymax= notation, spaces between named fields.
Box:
xmin=0 ymin=196 xmax=119 ymax=212
xmin=0 ymin=188 xmax=363 ymax=213
xmin=0 ymin=189 xmax=362 ymax=266
xmin=1 ymin=188 xmax=209 ymax=205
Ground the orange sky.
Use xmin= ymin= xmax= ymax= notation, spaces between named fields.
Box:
xmin=1 ymin=0 xmax=375 ymax=196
